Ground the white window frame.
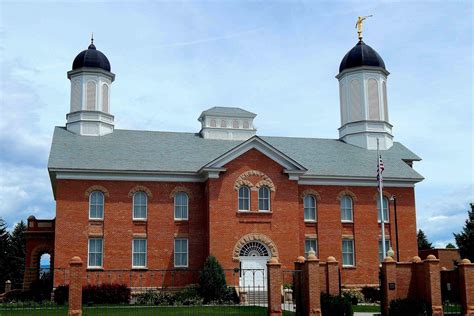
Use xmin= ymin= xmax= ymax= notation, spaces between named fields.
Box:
xmin=340 ymin=196 xmax=353 ymax=222
xmin=88 ymin=238 xmax=103 ymax=268
xmin=303 ymin=195 xmax=317 ymax=222
xmin=238 ymin=186 xmax=250 ymax=211
xmin=342 ymin=239 xmax=355 ymax=267
xmin=133 ymin=191 xmax=147 ymax=220
xmin=174 ymin=192 xmax=189 ymax=221
xmin=377 ymin=197 xmax=390 ymax=223
xmin=132 ymin=239 xmax=147 ymax=268
xmin=258 ymin=186 xmax=270 ymax=212
xmin=174 ymin=238 xmax=189 ymax=268
xmin=304 ymin=238 xmax=318 ymax=258
xmin=378 ymin=239 xmax=391 ymax=262
xmin=89 ymin=191 xmax=104 ymax=220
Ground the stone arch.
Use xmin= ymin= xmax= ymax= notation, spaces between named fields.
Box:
xmin=300 ymin=189 xmax=321 ymax=202
xmin=170 ymin=186 xmax=193 ymax=200
xmin=232 ymin=233 xmax=279 ymax=261
xmin=85 ymin=185 xmax=109 ymax=197
xmin=233 ymin=170 xmax=276 ymax=192
xmin=337 ymin=189 xmax=358 ymax=202
xmin=128 ymin=185 xmax=153 ymax=199
xmin=372 ymin=191 xmax=392 ymax=201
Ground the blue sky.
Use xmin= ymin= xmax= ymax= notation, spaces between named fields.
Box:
xmin=0 ymin=0 xmax=472 ymax=249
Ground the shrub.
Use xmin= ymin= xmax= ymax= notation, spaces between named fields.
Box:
xmin=3 ymin=289 xmax=33 ymax=302
xmin=361 ymin=286 xmax=381 ymax=303
xmin=321 ymin=293 xmax=353 ymax=316
xmin=82 ymin=283 xmax=130 ymax=304
xmin=342 ymin=289 xmax=364 ymax=305
xmin=389 ymin=298 xmax=431 ymax=316
xmin=53 ymin=285 xmax=69 ymax=305
xmin=199 ymin=256 xmax=227 ymax=303
xmin=29 ymin=277 xmax=53 ymax=302
xmin=174 ymin=284 xmax=203 ymax=305
xmin=134 ymin=290 xmax=175 ymax=306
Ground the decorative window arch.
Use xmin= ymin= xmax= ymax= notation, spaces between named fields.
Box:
xmin=233 ymin=233 xmax=279 ymax=261
xmin=258 ymin=186 xmax=270 ymax=211
xmin=85 ymin=185 xmax=109 ymax=197
xmin=232 ymin=120 xmax=239 ymax=128
xmin=233 ymin=170 xmax=276 ymax=192
xmin=210 ymin=119 xmax=217 ymax=127
xmin=243 ymin=120 xmax=249 ymax=129
xmin=128 ymin=185 xmax=153 ymax=199
xmin=303 ymin=195 xmax=317 ymax=222
xmin=133 ymin=191 xmax=147 ymax=219
xmin=86 ymin=81 xmax=97 ymax=110
xmin=240 ymin=241 xmax=269 ymax=257
xmin=340 ymin=196 xmax=353 ymax=222
xmin=238 ymin=186 xmax=250 ymax=211
xmin=174 ymin=192 xmax=188 ymax=220
xmin=102 ymin=84 xmax=109 ymax=113
xmin=220 ymin=120 xmax=227 ymax=128
xmin=89 ymin=191 xmax=104 ymax=219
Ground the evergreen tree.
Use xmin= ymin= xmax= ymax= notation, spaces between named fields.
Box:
xmin=199 ymin=255 xmax=227 ymax=303
xmin=445 ymin=243 xmax=456 ymax=249
xmin=417 ymin=229 xmax=433 ymax=250
xmin=0 ymin=218 xmax=11 ymax=292
xmin=454 ymin=203 xmax=474 ymax=262
xmin=9 ymin=220 xmax=26 ymax=289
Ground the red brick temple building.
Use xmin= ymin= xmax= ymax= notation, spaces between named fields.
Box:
xmin=24 ymin=35 xmax=423 ymax=290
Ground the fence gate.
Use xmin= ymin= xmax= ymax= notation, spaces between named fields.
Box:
xmin=441 ymin=269 xmax=462 ymax=315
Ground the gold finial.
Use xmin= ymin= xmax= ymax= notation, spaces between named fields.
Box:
xmin=355 ymin=15 xmax=373 ymax=41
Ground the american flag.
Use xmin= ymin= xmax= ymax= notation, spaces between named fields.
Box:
xmin=377 ymin=155 xmax=385 ymax=189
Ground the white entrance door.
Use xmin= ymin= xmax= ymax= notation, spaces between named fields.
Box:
xmin=239 ymin=257 xmax=268 ymax=290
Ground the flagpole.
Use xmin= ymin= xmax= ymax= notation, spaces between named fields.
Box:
xmin=377 ymin=139 xmax=387 ymax=260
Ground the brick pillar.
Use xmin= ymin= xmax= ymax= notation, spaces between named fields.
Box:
xmin=381 ymin=256 xmax=397 ymax=316
xmin=325 ymin=256 xmax=340 ymax=296
xmin=267 ymin=257 xmax=282 ymax=316
xmin=423 ymin=255 xmax=442 ymax=316
xmin=458 ymin=258 xmax=474 ymax=316
xmin=68 ymin=256 xmax=83 ymax=316
xmin=4 ymin=280 xmax=11 ymax=293
xmin=294 ymin=257 xmax=306 ymax=316
xmin=304 ymin=250 xmax=321 ymax=316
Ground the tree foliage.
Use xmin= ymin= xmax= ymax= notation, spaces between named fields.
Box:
xmin=454 ymin=203 xmax=474 ymax=261
xmin=417 ymin=229 xmax=433 ymax=250
xmin=445 ymin=243 xmax=456 ymax=249
xmin=199 ymin=255 xmax=227 ymax=303
xmin=0 ymin=218 xmax=27 ymax=293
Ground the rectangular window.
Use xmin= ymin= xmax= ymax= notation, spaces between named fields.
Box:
xmin=304 ymin=238 xmax=318 ymax=257
xmin=133 ymin=192 xmax=147 ymax=220
xmin=342 ymin=239 xmax=355 ymax=267
xmin=377 ymin=198 xmax=389 ymax=223
xmin=174 ymin=193 xmax=189 ymax=220
xmin=378 ymin=240 xmax=391 ymax=262
xmin=132 ymin=239 xmax=147 ymax=268
xmin=174 ymin=239 xmax=188 ymax=268
xmin=88 ymin=238 xmax=103 ymax=268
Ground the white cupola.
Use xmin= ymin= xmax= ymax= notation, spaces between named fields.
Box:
xmin=66 ymin=38 xmax=115 ymax=136
xmin=198 ymin=107 xmax=257 ymax=140
xmin=336 ymin=39 xmax=393 ymax=150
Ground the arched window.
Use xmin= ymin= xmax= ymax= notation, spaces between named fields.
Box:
xmin=133 ymin=191 xmax=147 ymax=220
xmin=232 ymin=120 xmax=239 ymax=128
xmin=304 ymin=195 xmax=316 ymax=221
xmin=243 ymin=120 xmax=249 ymax=129
xmin=70 ymin=80 xmax=81 ymax=112
xmin=340 ymin=196 xmax=353 ymax=222
xmin=220 ymin=120 xmax=227 ymax=128
xmin=238 ymin=186 xmax=250 ymax=211
xmin=368 ymin=78 xmax=380 ymax=120
xmin=383 ymin=81 xmax=389 ymax=121
xmin=89 ymin=191 xmax=104 ymax=219
xmin=377 ymin=197 xmax=389 ymax=223
xmin=102 ymin=84 xmax=109 ymax=113
xmin=86 ymin=81 xmax=97 ymax=110
xmin=210 ymin=119 xmax=217 ymax=127
xmin=350 ymin=79 xmax=362 ymax=121
xmin=258 ymin=186 xmax=270 ymax=211
xmin=174 ymin=192 xmax=188 ymax=220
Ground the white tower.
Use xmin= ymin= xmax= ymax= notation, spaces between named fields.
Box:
xmin=336 ymin=40 xmax=393 ymax=150
xmin=198 ymin=107 xmax=257 ymax=140
xmin=66 ymin=39 xmax=115 ymax=136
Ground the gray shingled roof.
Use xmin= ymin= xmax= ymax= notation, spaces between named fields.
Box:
xmin=48 ymin=127 xmax=423 ymax=181
xmin=199 ymin=107 xmax=256 ymax=119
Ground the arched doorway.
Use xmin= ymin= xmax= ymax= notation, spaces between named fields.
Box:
xmin=239 ymin=241 xmax=271 ymax=290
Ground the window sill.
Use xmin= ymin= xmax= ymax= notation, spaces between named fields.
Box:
xmin=89 ymin=219 xmax=104 ymax=222
xmin=304 ymin=221 xmax=317 ymax=226
xmin=133 ymin=218 xmax=147 ymax=222
xmin=132 ymin=267 xmax=148 ymax=270
xmin=174 ymin=266 xmax=189 ymax=269
xmin=174 ymin=219 xmax=189 ymax=222
xmin=237 ymin=210 xmax=273 ymax=215
xmin=342 ymin=265 xmax=356 ymax=269
xmin=341 ymin=221 xmax=354 ymax=224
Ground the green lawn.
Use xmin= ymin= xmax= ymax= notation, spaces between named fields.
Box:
xmin=352 ymin=304 xmax=381 ymax=313
xmin=0 ymin=305 xmax=296 ymax=316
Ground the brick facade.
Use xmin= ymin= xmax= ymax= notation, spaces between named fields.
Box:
xmin=50 ymin=148 xmax=418 ymax=287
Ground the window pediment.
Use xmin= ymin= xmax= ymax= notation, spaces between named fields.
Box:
xmin=233 ymin=170 xmax=276 ymax=192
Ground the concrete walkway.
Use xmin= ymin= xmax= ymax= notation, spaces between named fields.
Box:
xmin=354 ymin=313 xmax=381 ymax=316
